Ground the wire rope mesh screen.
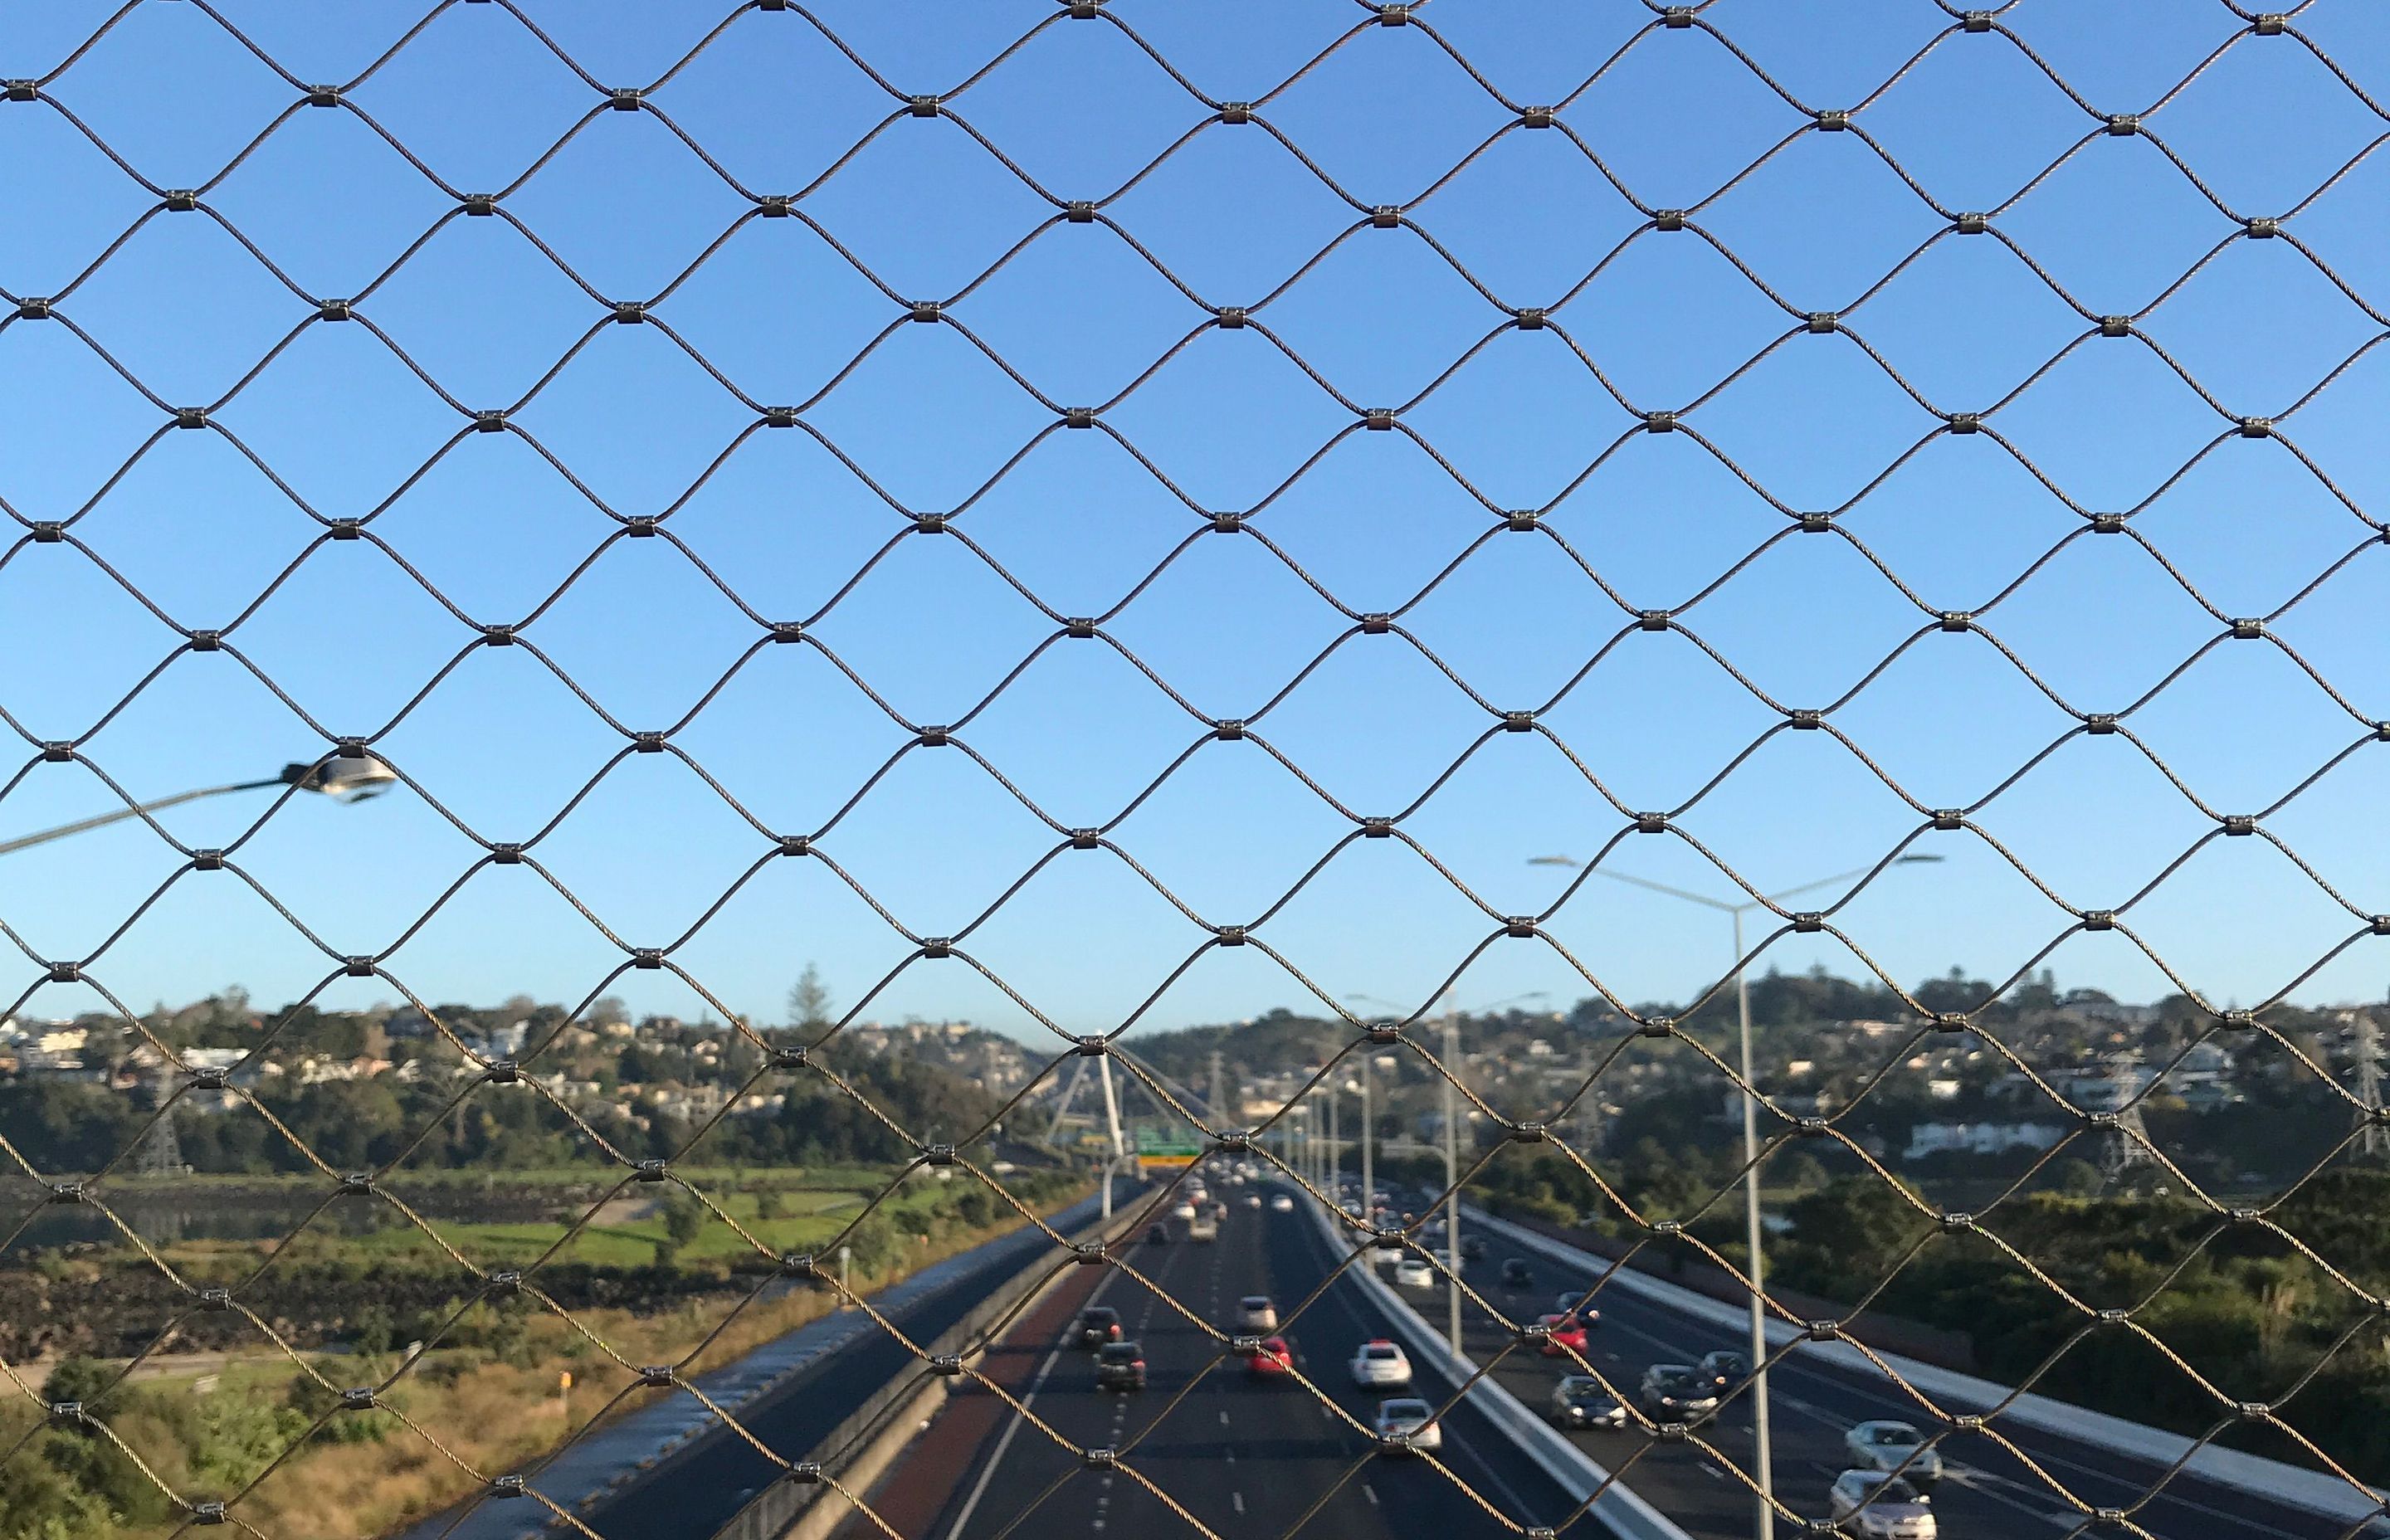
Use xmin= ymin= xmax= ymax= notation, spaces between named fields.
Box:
xmin=0 ymin=2 xmax=2386 ymax=1540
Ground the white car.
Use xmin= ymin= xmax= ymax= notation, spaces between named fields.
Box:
xmin=1270 ymin=1194 xmax=1295 ymax=1213
xmin=1827 ymin=1470 xmax=1936 ymax=1538
xmin=1238 ymin=1294 xmax=1278 ymax=1331
xmin=1373 ymin=1396 xmax=1441 ymax=1453
xmin=1393 ymin=1256 xmax=1435 ymax=1289
xmin=1171 ymin=1201 xmax=1197 ymax=1221
xmin=1349 ymin=1338 xmax=1412 ymax=1389
xmin=1845 ymin=1421 xmax=1943 ymax=1487
xmin=1243 ymin=1193 xmax=1262 ymax=1208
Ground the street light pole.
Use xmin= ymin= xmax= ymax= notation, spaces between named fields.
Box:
xmin=1441 ymin=994 xmax=1463 ymax=1358
xmin=1731 ymin=903 xmax=1772 ymax=1540
xmin=1358 ymin=1056 xmax=1373 ymax=1225
xmin=1526 ymin=852 xmax=1943 ymax=1540
xmin=0 ymin=756 xmax=398 ymax=857
xmin=1328 ymin=1079 xmax=1339 ymax=1198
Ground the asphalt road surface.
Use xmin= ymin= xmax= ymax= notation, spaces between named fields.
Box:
xmin=932 ymin=1195 xmax=1602 ymax=1540
xmin=564 ymin=1193 xmax=1113 ymax=1540
xmin=1419 ymin=1202 xmax=2366 ymax=1540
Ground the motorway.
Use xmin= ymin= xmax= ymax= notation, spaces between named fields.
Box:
xmin=1425 ymin=1204 xmax=2368 ymax=1540
xmin=401 ymin=1192 xmax=1115 ymax=1540
xmin=933 ymin=1192 xmax=1593 ymax=1540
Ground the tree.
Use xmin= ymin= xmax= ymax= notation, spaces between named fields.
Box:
xmin=2051 ymin=1157 xmax=2105 ymax=1197
xmin=663 ymin=1194 xmax=706 ymax=1248
xmin=788 ymin=964 xmax=832 ymax=1031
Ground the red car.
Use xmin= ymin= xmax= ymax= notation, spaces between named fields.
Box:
xmin=1246 ymin=1335 xmax=1295 ymax=1378
xmin=1536 ymin=1313 xmax=1590 ymax=1357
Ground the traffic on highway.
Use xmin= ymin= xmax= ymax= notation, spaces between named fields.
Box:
xmin=934 ymin=1169 xmax=1577 ymax=1540
xmin=1388 ymin=1187 xmax=2362 ymax=1540
xmin=896 ymin=1169 xmax=2371 ymax=1540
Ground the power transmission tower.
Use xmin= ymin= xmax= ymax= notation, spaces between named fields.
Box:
xmin=2354 ymin=1011 xmax=2385 ymax=1161
xmin=1573 ymin=1053 xmax=1605 ymax=1153
xmin=133 ymin=1104 xmax=185 ymax=1176
xmin=2099 ymin=1050 xmax=2152 ymax=1191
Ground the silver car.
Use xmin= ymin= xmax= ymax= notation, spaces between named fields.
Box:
xmin=1373 ymin=1396 xmax=1441 ymax=1453
xmin=1827 ymin=1470 xmax=1935 ymax=1538
xmin=1844 ymin=1420 xmax=1943 ymax=1488
xmin=1237 ymin=1294 xmax=1278 ymax=1331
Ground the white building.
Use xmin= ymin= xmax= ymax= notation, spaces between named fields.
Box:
xmin=1905 ymin=1121 xmax=2066 ymax=1161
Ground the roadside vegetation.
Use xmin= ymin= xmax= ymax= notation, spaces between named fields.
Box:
xmin=1476 ymin=1148 xmax=2390 ymax=1485
xmin=0 ymin=1166 xmax=1080 ymax=1540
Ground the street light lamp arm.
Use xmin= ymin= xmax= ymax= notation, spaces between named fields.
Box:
xmin=0 ymin=778 xmax=284 ymax=857
xmin=1749 ymin=860 xmax=1892 ymax=909
xmin=1563 ymin=863 xmax=1740 ymax=913
xmin=1539 ymin=853 xmax=1941 ymax=915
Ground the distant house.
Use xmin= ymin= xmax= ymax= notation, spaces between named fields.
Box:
xmin=1905 ymin=1121 xmax=2066 ymax=1161
xmin=2057 ymin=1066 xmax=2147 ymax=1113
xmin=382 ymin=1007 xmax=433 ymax=1040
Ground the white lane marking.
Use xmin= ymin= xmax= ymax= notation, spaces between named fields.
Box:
xmin=944 ymin=1272 xmax=1120 ymax=1540
xmin=1363 ymin=1484 xmax=1379 ymax=1507
xmin=1218 ymin=1410 xmax=1230 ymax=1426
xmin=1698 ymin=1462 xmax=1724 ymax=1481
xmin=1933 ymin=1467 xmax=2083 ymax=1528
xmin=1305 ymin=1221 xmax=1543 ymax=1521
xmin=1232 ymin=1493 xmax=1246 ymax=1515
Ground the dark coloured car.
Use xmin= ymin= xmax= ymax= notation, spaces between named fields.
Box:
xmin=1145 ymin=1223 xmax=1169 ymax=1245
xmin=1548 ymin=1374 xmax=1627 ymax=1430
xmin=1698 ymin=1350 xmax=1750 ymax=1395
xmin=1638 ymin=1363 xmax=1721 ymax=1421
xmin=1095 ymin=1341 xmax=1146 ymax=1391
xmin=1077 ymin=1306 xmax=1122 ymax=1348
xmin=1500 ymin=1257 xmax=1535 ymax=1288
xmin=1460 ymin=1235 xmax=1486 ymax=1260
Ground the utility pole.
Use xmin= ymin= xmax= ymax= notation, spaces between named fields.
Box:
xmin=1208 ymin=1049 xmax=1224 ymax=1133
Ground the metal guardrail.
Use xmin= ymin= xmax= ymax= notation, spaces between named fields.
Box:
xmin=1466 ymin=1208 xmax=2390 ymax=1528
xmin=1301 ymin=1196 xmax=1695 ymax=1540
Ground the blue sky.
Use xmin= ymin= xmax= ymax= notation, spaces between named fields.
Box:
xmin=2 ymin=0 xmax=2386 ymax=1041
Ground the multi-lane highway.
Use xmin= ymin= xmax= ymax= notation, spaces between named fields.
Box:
xmin=1416 ymin=1205 xmax=2369 ymax=1540
xmin=933 ymin=1192 xmax=1591 ymax=1540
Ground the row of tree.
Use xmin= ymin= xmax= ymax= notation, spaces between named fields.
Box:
xmin=0 ymin=1036 xmax=1004 ymax=1178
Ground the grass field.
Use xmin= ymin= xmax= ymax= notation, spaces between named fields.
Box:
xmin=2 ymin=1167 xmax=1089 ymax=1540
